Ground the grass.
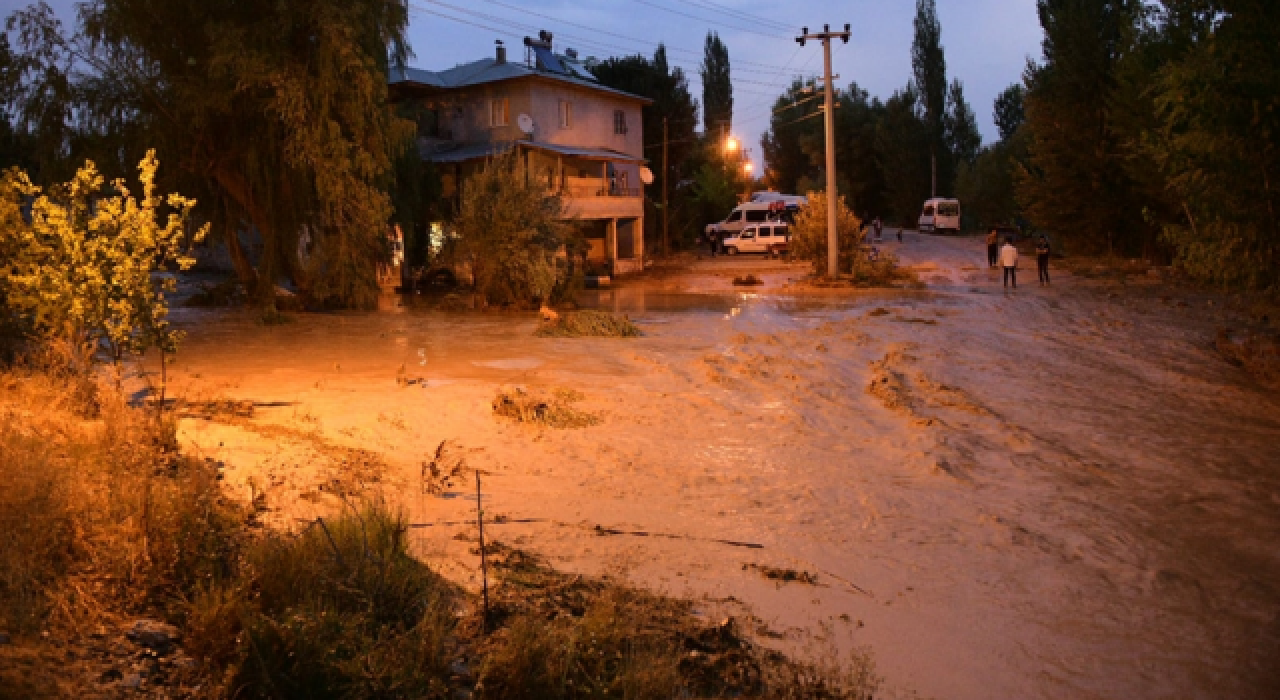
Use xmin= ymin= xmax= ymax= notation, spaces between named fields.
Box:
xmin=535 ymin=310 xmax=642 ymax=338
xmin=1 ymin=367 xmax=882 ymax=698
xmin=492 ymin=387 xmax=600 ymax=429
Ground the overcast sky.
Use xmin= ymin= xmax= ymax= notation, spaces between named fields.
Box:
xmin=6 ymin=0 xmax=1045 ymax=172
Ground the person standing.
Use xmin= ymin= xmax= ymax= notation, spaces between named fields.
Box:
xmin=874 ymin=216 xmax=883 ymax=242
xmin=896 ymin=225 xmax=903 ymax=243
xmin=986 ymin=228 xmax=999 ymax=267
xmin=1001 ymin=237 xmax=1019 ymax=289
xmin=1036 ymin=235 xmax=1052 ymax=286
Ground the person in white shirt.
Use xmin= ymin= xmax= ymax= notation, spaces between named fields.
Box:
xmin=1001 ymin=237 xmax=1019 ymax=289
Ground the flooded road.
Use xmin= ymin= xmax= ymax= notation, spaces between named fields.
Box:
xmin=166 ymin=233 xmax=1280 ymax=699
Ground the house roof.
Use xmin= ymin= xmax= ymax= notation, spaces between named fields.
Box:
xmin=423 ymin=140 xmax=645 ymax=165
xmin=389 ymin=57 xmax=652 ymax=104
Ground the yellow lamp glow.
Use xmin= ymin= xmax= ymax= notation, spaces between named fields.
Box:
xmin=725 ymin=137 xmax=740 ymax=153
xmin=743 ymin=161 xmax=754 ymax=175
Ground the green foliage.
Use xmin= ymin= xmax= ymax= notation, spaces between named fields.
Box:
xmin=1145 ymin=0 xmax=1280 ymax=291
xmin=789 ymin=190 xmax=865 ymax=276
xmin=0 ymin=152 xmax=207 ymax=370
xmin=876 ymin=86 xmax=932 ymax=224
xmin=957 ymin=125 xmax=1030 ymax=230
xmin=912 ymin=0 xmax=951 ymax=192
xmin=994 ymin=84 xmax=1026 ymax=141
xmin=1018 ymin=0 xmax=1151 ymax=255
xmin=700 ymin=32 xmax=732 ymax=134
xmin=946 ymin=79 xmax=982 ymax=168
xmin=450 ymin=153 xmax=572 ymax=306
xmin=534 ymin=310 xmax=642 ymax=338
xmin=4 ymin=0 xmax=415 ymax=308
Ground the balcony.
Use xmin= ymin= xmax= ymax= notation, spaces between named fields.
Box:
xmin=558 ymin=183 xmax=641 ymax=198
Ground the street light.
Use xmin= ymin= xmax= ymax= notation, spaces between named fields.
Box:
xmin=724 ymin=137 xmax=739 ymax=154
xmin=742 ymin=161 xmax=754 ymax=176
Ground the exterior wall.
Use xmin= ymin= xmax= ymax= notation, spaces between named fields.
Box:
xmin=407 ymin=74 xmax=648 ymax=275
xmin=525 ymin=81 xmax=644 ymax=159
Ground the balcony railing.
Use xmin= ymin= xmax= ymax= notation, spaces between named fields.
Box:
xmin=557 ymin=183 xmax=641 ymax=198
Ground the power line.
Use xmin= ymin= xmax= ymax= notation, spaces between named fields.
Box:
xmin=481 ymin=0 xmax=783 ymax=70
xmin=678 ymin=0 xmax=780 ymax=27
xmin=632 ymin=0 xmax=791 ymax=41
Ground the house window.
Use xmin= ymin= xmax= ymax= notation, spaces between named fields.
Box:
xmin=559 ymin=100 xmax=572 ymax=129
xmin=490 ymin=98 xmax=509 ymax=127
xmin=613 ymin=109 xmax=627 ymax=135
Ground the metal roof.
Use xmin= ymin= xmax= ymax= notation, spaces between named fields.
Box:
xmin=423 ymin=140 xmax=645 ymax=165
xmin=389 ymin=57 xmax=651 ymax=104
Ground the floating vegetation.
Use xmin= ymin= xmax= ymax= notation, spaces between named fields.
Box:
xmin=534 ymin=309 xmax=641 ymax=338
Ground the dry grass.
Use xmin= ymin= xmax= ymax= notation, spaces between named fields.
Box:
xmin=535 ymin=310 xmax=641 ymax=338
xmin=492 ymin=387 xmax=600 ymax=429
xmin=0 ymin=370 xmax=881 ymax=697
xmin=0 ymin=370 xmax=244 ymax=695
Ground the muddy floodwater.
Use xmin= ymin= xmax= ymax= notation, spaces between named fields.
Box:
xmin=164 ymin=233 xmax=1280 ymax=699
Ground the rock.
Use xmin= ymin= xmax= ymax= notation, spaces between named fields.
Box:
xmin=121 ymin=673 xmax=142 ymax=689
xmin=539 ymin=305 xmax=560 ymax=323
xmin=125 ymin=619 xmax=180 ymax=651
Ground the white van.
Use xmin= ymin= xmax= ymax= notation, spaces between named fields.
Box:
xmin=721 ymin=222 xmax=791 ymax=256
xmin=706 ymin=196 xmax=805 ymax=238
xmin=918 ymin=198 xmax=961 ymax=234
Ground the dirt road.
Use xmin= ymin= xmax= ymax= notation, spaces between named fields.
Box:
xmin=168 ymin=232 xmax=1280 ymax=699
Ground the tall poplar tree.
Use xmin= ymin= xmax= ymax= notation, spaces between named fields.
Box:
xmin=911 ymin=0 xmax=948 ymax=197
xmin=699 ymin=32 xmax=732 ymax=136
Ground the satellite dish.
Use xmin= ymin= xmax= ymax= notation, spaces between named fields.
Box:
xmin=639 ymin=166 xmax=654 ymax=185
xmin=517 ymin=113 xmax=535 ymax=135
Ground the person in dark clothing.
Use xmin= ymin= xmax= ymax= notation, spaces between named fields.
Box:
xmin=706 ymin=231 xmax=717 ymax=257
xmin=986 ymin=229 xmax=999 ymax=267
xmin=1036 ymin=235 xmax=1051 ymax=286
xmin=896 ymin=226 xmax=903 ymax=243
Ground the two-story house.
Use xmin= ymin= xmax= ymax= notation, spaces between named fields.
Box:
xmin=389 ymin=32 xmax=650 ymax=276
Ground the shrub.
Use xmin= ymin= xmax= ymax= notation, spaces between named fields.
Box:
xmin=789 ymin=190 xmax=865 ymax=277
xmin=0 ymin=153 xmax=207 ymax=377
xmin=448 ymin=153 xmax=576 ymax=307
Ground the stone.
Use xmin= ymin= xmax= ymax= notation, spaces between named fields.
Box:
xmin=125 ymin=619 xmax=180 ymax=651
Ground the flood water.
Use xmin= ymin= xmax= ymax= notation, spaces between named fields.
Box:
xmin=167 ymin=237 xmax=1280 ymax=699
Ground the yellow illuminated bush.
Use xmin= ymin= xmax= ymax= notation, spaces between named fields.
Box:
xmin=0 ymin=151 xmax=208 ymax=374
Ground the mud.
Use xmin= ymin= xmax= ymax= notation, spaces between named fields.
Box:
xmin=156 ymin=232 xmax=1280 ymax=699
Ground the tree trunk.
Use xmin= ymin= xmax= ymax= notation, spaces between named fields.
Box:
xmin=213 ymin=168 xmax=275 ymax=303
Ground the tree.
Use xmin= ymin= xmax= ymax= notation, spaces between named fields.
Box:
xmin=993 ymin=84 xmax=1026 ymax=141
xmin=1146 ymin=0 xmax=1280 ymax=290
xmin=1018 ymin=0 xmax=1146 ymax=254
xmin=876 ymin=86 xmax=932 ymax=224
xmin=761 ymin=80 xmax=823 ymax=194
xmin=4 ymin=0 xmax=415 ymax=308
xmin=449 ymin=153 xmax=572 ymax=306
xmin=912 ymin=0 xmax=949 ymax=197
xmin=945 ymin=79 xmax=982 ymax=168
xmin=700 ymin=32 xmax=732 ymax=136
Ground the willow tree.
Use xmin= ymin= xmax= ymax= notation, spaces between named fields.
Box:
xmin=6 ymin=0 xmax=415 ymax=308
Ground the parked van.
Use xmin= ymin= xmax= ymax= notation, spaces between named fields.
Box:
xmin=918 ymin=198 xmax=961 ymax=234
xmin=721 ymin=222 xmax=791 ymax=256
xmin=706 ymin=196 xmax=804 ymax=238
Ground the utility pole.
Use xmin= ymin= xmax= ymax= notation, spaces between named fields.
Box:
xmin=797 ymin=24 xmax=851 ymax=278
xmin=662 ymin=117 xmax=669 ymax=258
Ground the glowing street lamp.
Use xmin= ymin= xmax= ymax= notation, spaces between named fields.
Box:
xmin=742 ymin=161 xmax=754 ymax=176
xmin=724 ymin=136 xmax=740 ymax=154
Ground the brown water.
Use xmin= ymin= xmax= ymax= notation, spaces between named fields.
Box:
xmin=166 ymin=234 xmax=1280 ymax=699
